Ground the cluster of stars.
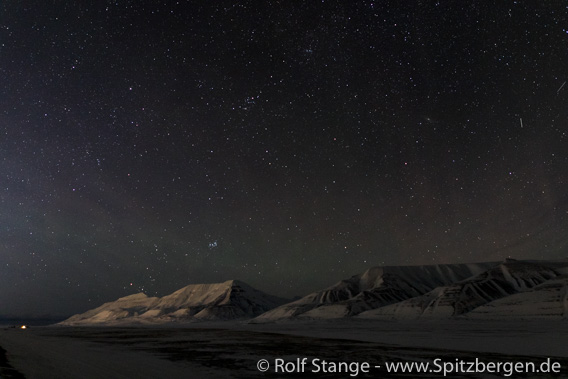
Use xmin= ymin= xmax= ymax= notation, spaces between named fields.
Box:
xmin=0 ymin=1 xmax=567 ymax=316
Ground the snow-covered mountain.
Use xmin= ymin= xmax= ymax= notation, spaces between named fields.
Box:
xmin=60 ymin=280 xmax=288 ymax=325
xmin=60 ymin=293 xmax=160 ymax=325
xmin=61 ymin=260 xmax=568 ymax=325
xmin=357 ymin=259 xmax=568 ymax=320
xmin=254 ymin=259 xmax=568 ymax=322
xmin=254 ymin=262 xmax=496 ymax=321
xmin=465 ymin=277 xmax=568 ymax=319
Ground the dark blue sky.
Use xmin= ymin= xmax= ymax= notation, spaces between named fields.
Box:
xmin=1 ymin=0 xmax=568 ymax=317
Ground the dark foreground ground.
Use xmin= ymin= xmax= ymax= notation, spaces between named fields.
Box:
xmin=1 ymin=322 xmax=567 ymax=378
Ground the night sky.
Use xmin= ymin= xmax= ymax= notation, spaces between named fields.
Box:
xmin=2 ymin=1 xmax=568 ymax=317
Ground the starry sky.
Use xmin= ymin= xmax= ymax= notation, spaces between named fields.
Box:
xmin=1 ymin=1 xmax=568 ymax=317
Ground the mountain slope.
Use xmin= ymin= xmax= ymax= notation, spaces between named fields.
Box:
xmin=60 ymin=280 xmax=288 ymax=325
xmin=465 ymin=277 xmax=568 ymax=319
xmin=254 ymin=262 xmax=496 ymax=321
xmin=61 ymin=293 xmax=160 ymax=325
xmin=358 ymin=259 xmax=568 ymax=319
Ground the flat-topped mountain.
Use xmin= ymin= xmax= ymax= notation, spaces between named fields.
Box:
xmin=254 ymin=262 xmax=495 ymax=321
xmin=254 ymin=259 xmax=568 ymax=322
xmin=61 ymin=259 xmax=568 ymax=325
xmin=359 ymin=259 xmax=568 ymax=320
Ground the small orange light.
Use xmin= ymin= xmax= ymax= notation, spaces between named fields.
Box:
xmin=20 ymin=325 xmax=27 ymax=329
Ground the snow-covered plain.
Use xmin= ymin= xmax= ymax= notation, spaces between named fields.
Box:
xmin=1 ymin=319 xmax=567 ymax=378
xmin=5 ymin=259 xmax=568 ymax=378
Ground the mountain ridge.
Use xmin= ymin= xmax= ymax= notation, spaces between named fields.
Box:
xmin=254 ymin=261 xmax=498 ymax=321
xmin=357 ymin=259 xmax=568 ymax=320
xmin=60 ymin=279 xmax=288 ymax=325
xmin=60 ymin=259 xmax=568 ymax=325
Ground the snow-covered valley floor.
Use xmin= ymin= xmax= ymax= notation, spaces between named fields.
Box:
xmin=1 ymin=319 xmax=567 ymax=378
